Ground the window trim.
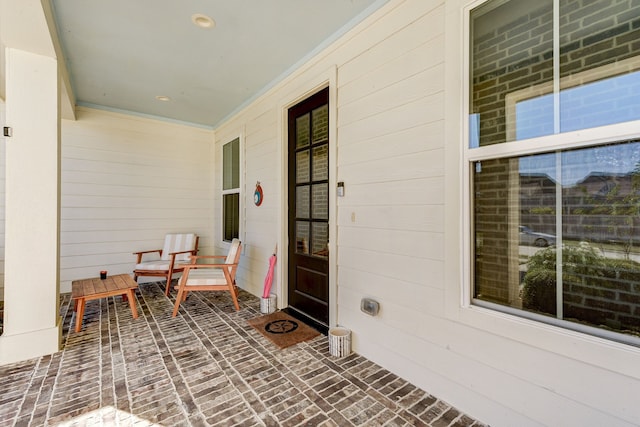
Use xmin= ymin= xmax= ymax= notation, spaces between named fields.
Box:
xmin=465 ymin=0 xmax=640 ymax=343
xmin=221 ymin=135 xmax=243 ymax=244
xmin=443 ymin=0 xmax=640 ymax=369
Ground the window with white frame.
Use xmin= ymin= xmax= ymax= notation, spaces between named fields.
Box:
xmin=222 ymin=137 xmax=240 ymax=242
xmin=468 ymin=0 xmax=640 ymax=344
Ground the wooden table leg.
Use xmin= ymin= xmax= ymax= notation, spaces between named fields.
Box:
xmin=126 ymin=289 xmax=138 ymax=319
xmin=75 ymin=298 xmax=86 ymax=333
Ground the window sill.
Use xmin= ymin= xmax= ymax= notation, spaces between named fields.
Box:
xmin=454 ymin=303 xmax=640 ymax=380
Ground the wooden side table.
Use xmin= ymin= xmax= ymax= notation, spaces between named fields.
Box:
xmin=71 ymin=274 xmax=139 ymax=332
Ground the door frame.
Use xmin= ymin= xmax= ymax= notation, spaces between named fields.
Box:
xmin=277 ymin=66 xmax=338 ymax=327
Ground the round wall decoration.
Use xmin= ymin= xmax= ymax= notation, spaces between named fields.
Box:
xmin=254 ymin=182 xmax=264 ymax=206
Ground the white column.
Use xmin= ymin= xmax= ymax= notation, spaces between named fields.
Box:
xmin=0 ymin=47 xmax=61 ymax=364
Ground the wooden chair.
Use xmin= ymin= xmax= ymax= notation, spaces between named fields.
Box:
xmin=133 ymin=233 xmax=199 ymax=296
xmin=172 ymin=238 xmax=242 ymax=317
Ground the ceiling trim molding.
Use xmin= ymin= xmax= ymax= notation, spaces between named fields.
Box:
xmin=75 ymin=102 xmax=215 ymax=130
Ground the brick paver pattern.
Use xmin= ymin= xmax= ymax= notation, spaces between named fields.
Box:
xmin=0 ymin=282 xmax=486 ymax=426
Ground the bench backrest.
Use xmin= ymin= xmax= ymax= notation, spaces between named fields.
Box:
xmin=225 ymin=239 xmax=242 ymax=273
xmin=161 ymin=233 xmax=198 ymax=261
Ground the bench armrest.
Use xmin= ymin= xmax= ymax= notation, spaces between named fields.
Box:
xmin=133 ymin=249 xmax=162 ymax=264
xmin=183 ymin=263 xmax=237 ymax=270
xmin=168 ymin=249 xmax=198 ymax=256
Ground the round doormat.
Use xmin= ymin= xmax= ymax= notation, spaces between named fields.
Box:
xmin=247 ymin=311 xmax=320 ymax=349
xmin=265 ymin=319 xmax=299 ymax=334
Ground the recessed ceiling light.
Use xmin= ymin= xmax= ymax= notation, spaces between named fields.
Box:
xmin=191 ymin=13 xmax=215 ymax=29
xmin=155 ymin=95 xmax=171 ymax=102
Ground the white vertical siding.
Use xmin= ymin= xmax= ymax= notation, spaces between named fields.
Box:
xmin=212 ymin=0 xmax=640 ymax=426
xmin=60 ymin=107 xmax=213 ymax=292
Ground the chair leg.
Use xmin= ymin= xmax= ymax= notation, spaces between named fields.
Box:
xmin=172 ymin=287 xmax=184 ymax=317
xmin=164 ymin=273 xmax=172 ymax=296
xmin=227 ymin=282 xmax=240 ymax=311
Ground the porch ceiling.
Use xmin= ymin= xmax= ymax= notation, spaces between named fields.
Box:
xmin=43 ymin=0 xmax=388 ymax=128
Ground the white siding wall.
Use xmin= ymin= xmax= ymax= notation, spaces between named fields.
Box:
xmin=0 ymin=101 xmax=5 ymax=299
xmin=214 ymin=111 xmax=283 ymax=298
xmin=59 ymin=107 xmax=214 ymax=292
xmin=214 ymin=0 xmax=640 ymax=426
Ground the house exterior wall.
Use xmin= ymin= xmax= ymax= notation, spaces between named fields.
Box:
xmin=215 ymin=0 xmax=640 ymax=426
xmin=1 ymin=0 xmax=637 ymax=424
xmin=58 ymin=107 xmax=214 ymax=292
xmin=0 ymin=101 xmax=5 ymax=299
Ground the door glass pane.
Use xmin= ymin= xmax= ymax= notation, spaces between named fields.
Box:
xmin=312 ymin=223 xmax=329 ymax=258
xmin=296 ymin=186 xmax=310 ymax=218
xmin=312 ymin=145 xmax=328 ymax=181
xmin=312 ymin=105 xmax=328 ymax=143
xmin=296 ymin=221 xmax=310 ymax=254
xmin=312 ymin=184 xmax=328 ymax=219
xmin=296 ymin=151 xmax=310 ymax=183
xmin=296 ymin=113 xmax=310 ymax=148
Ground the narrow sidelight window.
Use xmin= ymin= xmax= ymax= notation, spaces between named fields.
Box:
xmin=222 ymin=137 xmax=240 ymax=242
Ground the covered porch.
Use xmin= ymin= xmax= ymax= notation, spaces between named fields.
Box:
xmin=0 ymin=282 xmax=483 ymax=426
xmin=2 ymin=0 xmax=640 ymax=426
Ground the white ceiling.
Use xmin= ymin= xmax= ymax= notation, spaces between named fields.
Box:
xmin=43 ymin=0 xmax=389 ymax=128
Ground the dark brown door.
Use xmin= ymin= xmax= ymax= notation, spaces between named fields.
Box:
xmin=287 ymin=87 xmax=330 ymax=326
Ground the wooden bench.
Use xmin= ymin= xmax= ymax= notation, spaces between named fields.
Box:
xmin=72 ymin=274 xmax=139 ymax=332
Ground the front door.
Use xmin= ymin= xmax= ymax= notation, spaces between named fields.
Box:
xmin=287 ymin=87 xmax=330 ymax=326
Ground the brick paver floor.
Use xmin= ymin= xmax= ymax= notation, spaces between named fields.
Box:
xmin=0 ymin=282 xmax=486 ymax=426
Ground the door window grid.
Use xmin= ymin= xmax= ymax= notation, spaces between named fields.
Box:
xmin=295 ymin=104 xmax=329 ymax=258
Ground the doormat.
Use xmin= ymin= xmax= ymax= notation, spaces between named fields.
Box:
xmin=247 ymin=311 xmax=320 ymax=349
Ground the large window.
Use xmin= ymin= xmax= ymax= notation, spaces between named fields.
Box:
xmin=468 ymin=0 xmax=640 ymax=344
xmin=222 ymin=137 xmax=240 ymax=242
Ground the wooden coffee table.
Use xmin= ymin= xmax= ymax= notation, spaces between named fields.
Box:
xmin=71 ymin=274 xmax=139 ymax=332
